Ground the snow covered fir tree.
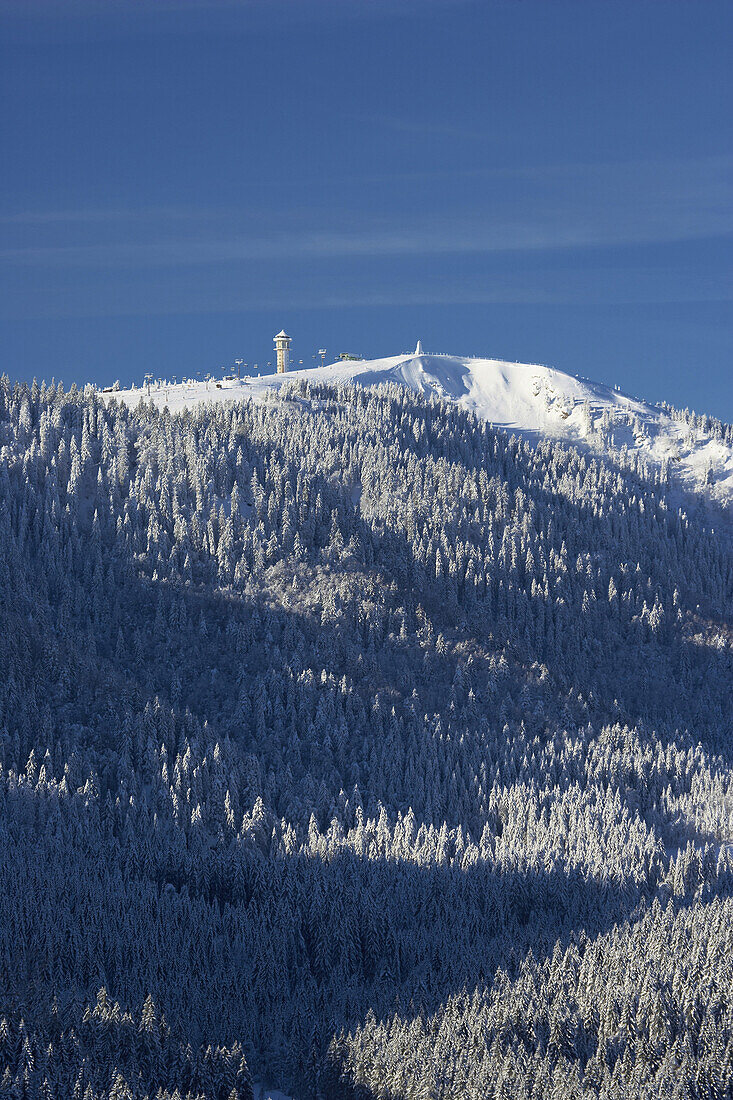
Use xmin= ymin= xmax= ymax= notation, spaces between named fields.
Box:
xmin=0 ymin=360 xmax=731 ymax=1098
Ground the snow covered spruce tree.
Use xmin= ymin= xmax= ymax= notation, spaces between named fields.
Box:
xmin=0 ymin=373 xmax=731 ymax=1098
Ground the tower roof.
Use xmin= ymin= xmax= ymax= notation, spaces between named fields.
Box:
xmin=274 ymin=330 xmax=290 ymax=340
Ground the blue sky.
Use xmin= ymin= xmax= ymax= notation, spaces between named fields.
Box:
xmin=2 ymin=0 xmax=732 ymax=417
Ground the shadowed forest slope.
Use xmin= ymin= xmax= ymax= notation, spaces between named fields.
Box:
xmin=0 ymin=376 xmax=731 ymax=1098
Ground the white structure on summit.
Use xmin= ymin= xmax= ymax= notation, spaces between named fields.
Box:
xmin=274 ymin=330 xmax=291 ymax=374
xmin=414 ymin=340 xmax=424 ymax=355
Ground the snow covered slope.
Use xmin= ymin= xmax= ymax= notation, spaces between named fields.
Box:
xmin=108 ymin=349 xmax=733 ymax=506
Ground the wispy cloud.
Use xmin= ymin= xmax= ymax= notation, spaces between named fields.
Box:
xmin=3 ymin=155 xmax=731 ymax=268
xmin=2 ymin=211 xmax=731 ymax=270
xmin=0 ymin=206 xmax=203 ymax=227
xmin=2 ymin=259 xmax=730 ymax=322
xmin=2 ymin=154 xmax=731 ymax=324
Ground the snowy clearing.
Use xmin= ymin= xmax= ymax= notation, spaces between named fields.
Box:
xmin=253 ymin=1086 xmax=293 ymax=1100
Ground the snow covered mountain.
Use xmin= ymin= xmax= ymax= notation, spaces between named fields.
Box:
xmin=110 ymin=346 xmax=733 ymax=507
xmin=4 ymin=366 xmax=733 ymax=1099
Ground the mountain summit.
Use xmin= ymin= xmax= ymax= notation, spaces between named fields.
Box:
xmin=112 ymin=348 xmax=733 ymax=506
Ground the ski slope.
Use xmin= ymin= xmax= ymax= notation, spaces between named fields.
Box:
xmin=107 ymin=348 xmax=733 ymax=507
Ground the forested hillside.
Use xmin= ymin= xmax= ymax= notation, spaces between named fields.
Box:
xmin=0 ymin=375 xmax=732 ymax=1099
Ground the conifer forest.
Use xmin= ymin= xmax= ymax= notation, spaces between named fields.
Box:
xmin=0 ymin=375 xmax=732 ymax=1100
